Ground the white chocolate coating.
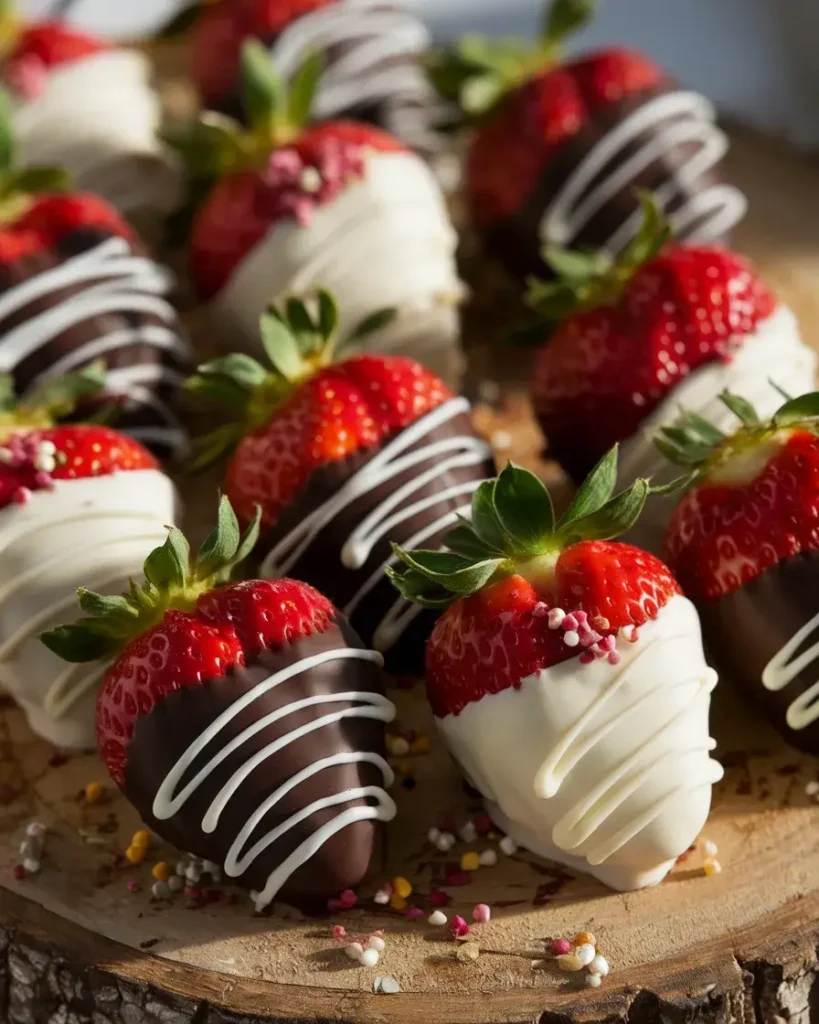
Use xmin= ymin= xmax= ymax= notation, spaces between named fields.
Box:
xmin=0 ymin=469 xmax=179 ymax=749
xmin=214 ymin=151 xmax=465 ymax=387
xmin=13 ymin=50 xmax=180 ymax=215
xmin=153 ymin=647 xmax=396 ymax=910
xmin=763 ymin=610 xmax=819 ymax=732
xmin=0 ymin=235 xmax=191 ymax=459
xmin=437 ymin=595 xmax=723 ymax=891
xmin=618 ymin=305 xmax=817 ymax=554
xmin=540 ymin=90 xmax=747 ymax=256
xmin=260 ymin=397 xmax=492 ymax=653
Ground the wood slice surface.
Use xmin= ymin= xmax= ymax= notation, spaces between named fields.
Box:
xmin=2 ymin=129 xmax=819 ymax=1024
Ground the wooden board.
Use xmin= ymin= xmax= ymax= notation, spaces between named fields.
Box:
xmin=4 ymin=128 xmax=819 ymax=1024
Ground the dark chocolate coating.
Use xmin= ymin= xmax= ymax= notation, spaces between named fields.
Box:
xmin=124 ymin=617 xmax=390 ymax=906
xmin=0 ymin=227 xmax=189 ymax=459
xmin=261 ymin=409 xmax=494 ymax=677
xmin=698 ymin=551 xmax=819 ymax=756
xmin=484 ymin=81 xmax=731 ymax=281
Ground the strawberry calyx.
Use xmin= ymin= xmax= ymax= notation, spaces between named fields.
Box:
xmin=40 ymin=495 xmax=262 ymax=664
xmin=388 ymin=446 xmax=649 ymax=608
xmin=427 ymin=0 xmax=596 ymax=120
xmin=0 ymin=360 xmax=105 ymax=437
xmin=0 ymin=0 xmax=21 ymax=61
xmin=0 ymin=87 xmax=69 ymax=222
xmin=524 ymin=192 xmax=671 ymax=336
xmin=187 ymin=289 xmax=394 ymax=468
xmin=654 ymin=389 xmax=819 ymax=493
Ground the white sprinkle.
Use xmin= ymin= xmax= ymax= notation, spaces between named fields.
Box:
xmin=427 ymin=827 xmax=441 ymax=843
xmin=499 ymin=836 xmax=517 ymax=856
xmin=491 ymin=430 xmax=512 ymax=451
xmin=151 ymin=881 xmax=170 ymax=899
xmin=22 ymin=858 xmax=40 ymax=874
xmin=436 ymin=832 xmax=455 ymax=852
xmin=563 ymin=630 xmax=580 ymax=648
xmin=390 ymin=737 xmax=410 ymax=757
xmin=620 ymin=624 xmax=636 ymax=642
xmin=587 ymin=972 xmax=602 ymax=988
xmin=459 ymin=821 xmax=477 ymax=843
xmin=574 ymin=943 xmax=596 ymax=966
xmin=547 ymin=607 xmax=566 ymax=629
xmin=368 ymin=935 xmax=386 ymax=952
xmin=26 ymin=822 xmax=46 ymax=839
xmin=34 ymin=453 xmax=56 ymax=473
xmin=202 ymin=860 xmax=219 ymax=875
xmin=479 ymin=849 xmax=498 ymax=867
xmin=175 ymin=861 xmax=187 ymax=877
xmin=373 ymin=889 xmax=390 ymax=905
xmin=702 ymin=839 xmax=718 ymax=858
xmin=806 ymin=781 xmax=819 ymax=797
xmin=0 ymin=448 xmax=12 ymax=465
xmin=589 ymin=953 xmax=609 ymax=977
xmin=374 ymin=976 xmax=401 ymax=994
xmin=185 ymin=864 xmax=201 ymax=884
xmin=300 ymin=166 xmax=322 ymax=193
xmin=168 ymin=875 xmax=184 ymax=892
xmin=345 ymin=943 xmax=364 ymax=960
xmin=359 ymin=948 xmax=380 ymax=968
xmin=428 ymin=910 xmax=448 ymax=926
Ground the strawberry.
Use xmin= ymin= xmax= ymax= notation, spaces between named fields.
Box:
xmin=658 ymin=391 xmax=819 ymax=755
xmin=430 ymin=0 xmax=743 ymax=277
xmin=43 ymin=497 xmax=395 ymax=906
xmin=530 ymin=198 xmax=780 ymax=485
xmin=388 ymin=453 xmax=722 ymax=891
xmin=4 ymin=21 xmax=107 ymax=92
xmin=187 ymin=290 xmax=493 ymax=673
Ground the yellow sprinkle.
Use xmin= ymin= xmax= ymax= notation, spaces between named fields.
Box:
xmin=460 ymin=851 xmax=481 ymax=872
xmin=392 ymin=876 xmax=412 ymax=899
xmin=152 ymin=861 xmax=170 ymax=881
xmin=389 ymin=894 xmax=407 ymax=911
xmin=574 ymin=931 xmax=596 ymax=948
xmin=125 ymin=845 xmax=146 ymax=865
xmin=84 ymin=781 xmax=103 ymax=805
xmin=395 ymin=759 xmax=414 ymax=776
xmin=131 ymin=830 xmax=151 ymax=850
xmin=409 ymin=735 xmax=430 ymax=755
xmin=704 ymin=858 xmax=722 ymax=877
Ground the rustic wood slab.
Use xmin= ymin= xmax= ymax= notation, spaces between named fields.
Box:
xmin=3 ymin=127 xmax=819 ymax=1024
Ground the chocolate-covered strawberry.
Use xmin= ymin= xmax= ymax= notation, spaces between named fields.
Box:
xmin=531 ymin=200 xmax=816 ymax=553
xmin=191 ymin=0 xmax=446 ymax=160
xmin=0 ymin=109 xmax=191 ymax=457
xmin=167 ymin=41 xmax=463 ymax=385
xmin=0 ymin=5 xmax=178 ymax=215
xmin=429 ymin=0 xmax=746 ymax=279
xmin=659 ymin=391 xmax=819 ymax=757
xmin=188 ymin=291 xmax=494 ymax=676
xmin=0 ymin=363 xmax=179 ymax=749
xmin=43 ymin=497 xmax=396 ymax=908
xmin=389 ymin=454 xmax=723 ymax=890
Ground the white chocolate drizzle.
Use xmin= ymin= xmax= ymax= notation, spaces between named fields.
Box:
xmin=540 ymin=90 xmax=747 ymax=256
xmin=270 ymin=0 xmax=444 ymax=154
xmin=152 ymin=647 xmax=396 ymax=910
xmin=260 ymin=397 xmax=492 ymax=651
xmin=762 ymin=610 xmax=819 ymax=731
xmin=0 ymin=235 xmax=191 ymax=456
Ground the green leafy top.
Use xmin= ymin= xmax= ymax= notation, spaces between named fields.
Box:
xmin=387 ymin=447 xmax=649 ymax=608
xmin=653 ymin=389 xmax=819 ymax=494
xmin=0 ymin=361 xmax=106 ymax=434
xmin=40 ymin=496 xmax=262 ymax=664
xmin=0 ymin=88 xmax=69 ymax=223
xmin=163 ymin=40 xmax=323 ymax=187
xmin=523 ymin=192 xmax=671 ymax=338
xmin=426 ymin=0 xmax=597 ymax=120
xmin=186 ymin=289 xmax=395 ymax=468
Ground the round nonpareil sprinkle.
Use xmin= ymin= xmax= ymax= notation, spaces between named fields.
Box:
xmin=550 ymin=937 xmax=572 ymax=956
xmin=339 ymin=889 xmax=357 ymax=908
xmin=702 ymin=839 xmax=718 ymax=858
xmin=587 ymin=972 xmax=602 ymax=988
xmin=332 ymin=925 xmax=347 ymax=939
xmin=359 ymin=948 xmax=380 ymax=967
xmin=152 ymin=862 xmax=170 ymax=882
xmin=405 ymin=907 xmax=424 ymax=921
xmin=558 ymin=951 xmax=585 ymax=972
xmin=449 ymin=915 xmax=469 ymax=938
xmin=472 ymin=904 xmax=491 ymax=923
xmin=345 ymin=943 xmax=364 ymax=960
xmin=84 ymin=781 xmax=103 ymax=804
xmin=479 ymin=849 xmax=498 ymax=867
xmin=574 ymin=943 xmax=596 ymax=966
xmin=151 ymin=881 xmax=170 ymax=899
xmin=589 ymin=953 xmax=609 ymax=977
xmin=368 ymin=935 xmax=387 ymax=951
xmin=704 ymin=858 xmax=722 ymax=876
xmin=460 ymin=851 xmax=480 ymax=872
xmin=427 ymin=827 xmax=441 ymax=843
xmin=390 ymin=894 xmax=408 ymax=911
xmin=131 ymin=830 xmax=151 ymax=850
xmin=374 ymin=889 xmax=390 ymax=905
xmin=392 ymin=877 xmax=412 ymax=899
xmin=436 ymin=832 xmax=455 ymax=852
xmin=499 ymin=836 xmax=517 ymax=856
xmin=125 ymin=845 xmax=145 ymax=865
xmin=574 ymin=931 xmax=596 ymax=947
xmin=459 ymin=821 xmax=477 ymax=843
xmin=428 ymin=910 xmax=447 ymax=926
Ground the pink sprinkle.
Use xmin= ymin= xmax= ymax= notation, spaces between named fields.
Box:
xmin=5 ymin=54 xmax=47 ymax=101
xmin=445 ymin=871 xmax=471 ymax=887
xmin=33 ymin=471 xmax=54 ymax=489
xmin=608 ymin=651 xmax=621 ymax=665
xmin=579 ymin=651 xmax=595 ymax=665
xmin=573 ymin=610 xmax=588 ymax=627
xmin=339 ymin=889 xmax=357 ymax=908
xmin=474 ymin=813 xmax=492 ymax=836
xmin=428 ymin=889 xmax=450 ymax=907
xmin=126 ymin=880 xmax=140 ymax=894
xmin=184 ymin=886 xmax=199 ymax=899
xmin=532 ymin=602 xmax=549 ymax=619
xmin=599 ymin=635 xmax=616 ymax=653
xmin=267 ymin=147 xmax=303 ymax=178
xmin=405 ymin=907 xmax=424 ymax=920
xmin=449 ymin=915 xmax=469 ymax=938
xmin=12 ymin=864 xmax=25 ymax=881
xmin=579 ymin=629 xmax=603 ymax=649
xmin=562 ymin=614 xmax=578 ymax=631
xmin=332 ymin=925 xmax=347 ymax=938
xmin=327 ymin=897 xmax=343 ymax=912
xmin=12 ymin=487 xmax=30 ymax=505
xmin=472 ymin=903 xmax=491 ymax=923
xmin=550 ymin=937 xmax=572 ymax=956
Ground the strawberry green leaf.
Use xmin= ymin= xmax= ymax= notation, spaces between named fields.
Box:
xmin=0 ymin=374 xmax=15 ymax=412
xmin=40 ymin=621 xmax=122 ymax=663
xmin=619 ymin=191 xmax=672 ymax=273
xmin=471 ymin=480 xmax=511 ymax=553
xmin=20 ymin=361 xmax=106 ymax=419
xmin=317 ymin=289 xmax=339 ymax=343
xmin=653 ymin=435 xmax=709 ymax=468
xmin=492 ymin=461 xmax=554 ymax=552
xmin=196 ymin=495 xmax=240 ymax=579
xmin=544 ymin=246 xmax=611 ymax=283
xmin=385 ymin=566 xmax=457 ymax=609
xmin=0 ymin=89 xmax=14 ymax=176
xmin=772 ymin=391 xmax=819 ymax=428
xmin=161 ymin=116 xmax=244 ymax=183
xmin=719 ymin=391 xmax=760 ymax=427
xmin=241 ymin=39 xmax=286 ymax=130
xmin=392 ymin=545 xmax=505 ymax=595
xmin=144 ymin=527 xmax=190 ymax=590
xmin=559 ymin=446 xmax=618 ymax=527
xmin=346 ymin=307 xmax=397 ymax=347
xmin=461 ymin=73 xmax=506 ymax=116
xmin=233 ymin=505 xmax=263 ymax=569
xmin=542 ymin=0 xmax=597 ymax=49
xmin=287 ymin=51 xmax=324 ymax=129
xmin=560 ymin=478 xmax=650 ymax=542
xmin=285 ymin=297 xmax=319 ymax=352
xmin=189 ymin=353 xmax=268 ymax=394
xmin=0 ymin=166 xmax=71 ymax=199
xmin=678 ymin=410 xmax=726 ymax=446
xmin=443 ymin=523 xmax=495 ymax=561
xmin=76 ymin=590 xmax=138 ymax=626
xmin=259 ymin=308 xmax=308 ymax=381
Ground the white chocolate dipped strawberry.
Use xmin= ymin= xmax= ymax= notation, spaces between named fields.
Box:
xmin=0 ymin=8 xmax=179 ymax=216
xmin=0 ymin=364 xmax=179 ymax=748
xmin=389 ymin=453 xmax=723 ymax=891
xmin=168 ymin=42 xmax=464 ymax=386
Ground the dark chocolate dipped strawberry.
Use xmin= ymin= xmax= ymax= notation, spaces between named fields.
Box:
xmin=659 ymin=391 xmax=819 ymax=757
xmin=429 ymin=0 xmax=746 ymax=279
xmin=0 ymin=362 xmax=179 ymax=749
xmin=166 ymin=41 xmax=463 ymax=385
xmin=0 ymin=2 xmax=178 ymax=215
xmin=187 ymin=291 xmax=495 ymax=677
xmin=388 ymin=454 xmax=722 ymax=890
xmin=191 ymin=0 xmax=445 ymax=159
xmin=530 ymin=199 xmax=816 ymax=553
xmin=42 ymin=497 xmax=396 ymax=907
xmin=0 ymin=100 xmax=191 ymax=458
